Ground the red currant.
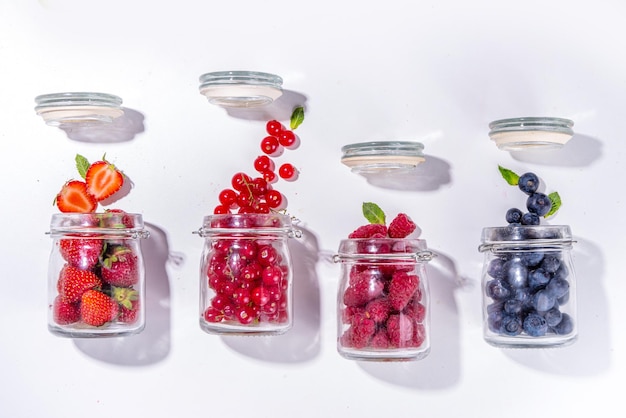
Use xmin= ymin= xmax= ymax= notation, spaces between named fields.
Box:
xmin=253 ymin=155 xmax=274 ymax=173
xmin=236 ymin=191 xmax=255 ymax=208
xmin=250 ymin=177 xmax=269 ymax=196
xmin=262 ymin=265 xmax=283 ymax=286
xmin=231 ymin=172 xmax=252 ymax=192
xmin=253 ymin=202 xmax=271 ymax=214
xmin=218 ymin=188 xmax=238 ymax=208
xmin=204 ymin=307 xmax=224 ymax=323
xmin=262 ymin=170 xmax=277 ymax=184
xmin=278 ymin=163 xmax=298 ymax=181
xmin=236 ymin=306 xmax=256 ymax=325
xmin=211 ymin=295 xmax=232 ymax=311
xmin=266 ymin=120 xmax=283 ymax=136
xmin=251 ymin=286 xmax=271 ymax=307
xmin=265 ymin=190 xmax=283 ymax=208
xmin=278 ymin=130 xmax=297 ymax=148
xmin=260 ymin=136 xmax=281 ymax=155
xmin=213 ymin=205 xmax=230 ymax=214
xmin=257 ymin=245 xmax=278 ymax=267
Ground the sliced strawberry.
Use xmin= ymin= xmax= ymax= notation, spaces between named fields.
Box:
xmin=85 ymin=160 xmax=124 ymax=202
xmin=56 ymin=180 xmax=98 ymax=213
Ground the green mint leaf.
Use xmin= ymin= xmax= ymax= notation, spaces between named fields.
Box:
xmin=498 ymin=165 xmax=520 ymax=186
xmin=75 ymin=154 xmax=90 ymax=179
xmin=545 ymin=191 xmax=562 ymax=217
xmin=362 ymin=202 xmax=386 ymax=225
xmin=290 ymin=106 xmax=305 ymax=130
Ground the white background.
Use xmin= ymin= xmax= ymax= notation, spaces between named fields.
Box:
xmin=1 ymin=1 xmax=624 ymax=417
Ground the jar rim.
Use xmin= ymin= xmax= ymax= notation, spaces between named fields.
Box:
xmin=335 ymin=238 xmax=431 ymax=261
xmin=479 ymin=225 xmax=574 ymax=252
xmin=197 ymin=213 xmax=297 ymax=237
xmin=340 ymin=141 xmax=426 ymax=174
xmin=49 ymin=212 xmax=147 ymax=237
xmin=198 ymin=71 xmax=283 ymax=88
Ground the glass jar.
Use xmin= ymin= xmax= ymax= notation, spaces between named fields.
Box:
xmin=195 ymin=213 xmax=300 ymax=335
xmin=35 ymin=92 xmax=124 ymax=126
xmin=488 ymin=117 xmax=574 ymax=151
xmin=47 ymin=213 xmax=149 ymax=338
xmin=340 ymin=141 xmax=425 ymax=175
xmin=334 ymin=238 xmax=434 ymax=361
xmin=478 ymin=225 xmax=577 ymax=348
xmin=198 ymin=71 xmax=283 ymax=108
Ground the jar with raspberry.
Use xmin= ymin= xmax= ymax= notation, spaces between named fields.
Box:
xmin=479 ymin=225 xmax=578 ymax=348
xmin=196 ymin=213 xmax=300 ymax=335
xmin=334 ymin=238 xmax=434 ymax=361
xmin=47 ymin=212 xmax=150 ymax=338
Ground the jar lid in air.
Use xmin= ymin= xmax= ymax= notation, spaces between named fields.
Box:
xmin=35 ymin=92 xmax=124 ymax=127
xmin=488 ymin=117 xmax=574 ymax=151
xmin=198 ymin=71 xmax=283 ymax=108
xmin=340 ymin=141 xmax=425 ymax=174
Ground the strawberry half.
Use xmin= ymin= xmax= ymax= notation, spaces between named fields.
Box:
xmin=56 ymin=180 xmax=98 ymax=213
xmin=80 ymin=290 xmax=119 ymax=326
xmin=85 ymin=160 xmax=124 ymax=202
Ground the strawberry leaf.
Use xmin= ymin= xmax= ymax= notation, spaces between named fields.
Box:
xmin=75 ymin=154 xmax=90 ymax=180
xmin=362 ymin=202 xmax=386 ymax=225
xmin=498 ymin=165 xmax=520 ymax=186
xmin=290 ymin=106 xmax=305 ymax=130
xmin=545 ymin=192 xmax=562 ymax=217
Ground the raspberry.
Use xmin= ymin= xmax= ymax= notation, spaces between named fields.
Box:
xmin=404 ymin=301 xmax=426 ymax=323
xmin=342 ymin=305 xmax=365 ymax=324
xmin=365 ymin=298 xmax=391 ymax=324
xmin=370 ymin=330 xmax=391 ymax=349
xmin=350 ymin=314 xmax=376 ymax=348
xmin=388 ymin=213 xmax=417 ymax=238
xmin=408 ymin=323 xmax=426 ymax=347
xmin=388 ymin=271 xmax=420 ymax=311
xmin=386 ymin=313 xmax=414 ymax=347
xmin=348 ymin=224 xmax=388 ymax=239
xmin=343 ymin=272 xmax=384 ymax=307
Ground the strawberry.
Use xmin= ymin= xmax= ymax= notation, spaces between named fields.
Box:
xmin=102 ymin=209 xmax=135 ymax=228
xmin=113 ymin=286 xmax=140 ymax=324
xmin=52 ymin=296 xmax=80 ymax=325
xmin=59 ymin=237 xmax=103 ymax=270
xmin=85 ymin=160 xmax=124 ymax=202
xmin=100 ymin=245 xmax=139 ymax=287
xmin=55 ymin=180 xmax=97 ymax=213
xmin=57 ymin=264 xmax=102 ymax=303
xmin=80 ymin=290 xmax=119 ymax=326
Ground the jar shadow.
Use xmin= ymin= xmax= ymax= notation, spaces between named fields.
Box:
xmin=216 ymin=90 xmax=308 ymax=122
xmin=509 ymin=134 xmax=602 ymax=167
xmin=73 ymin=222 xmax=172 ymax=366
xmin=357 ymin=155 xmax=452 ymax=192
xmin=357 ymin=250 xmax=463 ymax=389
xmin=502 ymin=237 xmax=610 ymax=376
xmin=59 ymin=107 xmax=145 ymax=143
xmin=220 ymin=226 xmax=322 ymax=363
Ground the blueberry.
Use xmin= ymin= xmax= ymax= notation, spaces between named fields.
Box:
xmin=503 ymin=258 xmax=528 ymax=289
xmin=500 ymin=313 xmax=523 ymax=336
xmin=521 ymin=212 xmax=540 ymax=225
xmin=521 ymin=252 xmax=544 ymax=267
xmin=543 ymin=307 xmax=563 ymax=327
xmin=541 ymin=254 xmax=561 ymax=274
xmin=506 ymin=208 xmax=523 ymax=224
xmin=531 ymin=289 xmax=556 ymax=312
xmin=528 ymin=268 xmax=551 ymax=289
xmin=523 ymin=313 xmax=548 ymax=337
xmin=513 ymin=287 xmax=531 ymax=305
xmin=487 ymin=257 xmax=507 ymax=279
xmin=518 ymin=172 xmax=539 ymax=195
xmin=486 ymin=279 xmax=512 ymax=300
xmin=504 ymin=299 xmax=524 ymax=315
xmin=487 ymin=303 xmax=504 ymax=332
xmin=553 ymin=263 xmax=569 ymax=280
xmin=546 ymin=277 xmax=570 ymax=299
xmin=527 ymin=193 xmax=552 ymax=217
xmin=552 ymin=313 xmax=574 ymax=335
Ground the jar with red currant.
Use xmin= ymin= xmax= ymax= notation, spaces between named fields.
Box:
xmin=479 ymin=225 xmax=578 ymax=348
xmin=47 ymin=212 xmax=149 ymax=338
xmin=334 ymin=238 xmax=434 ymax=361
xmin=196 ymin=213 xmax=300 ymax=335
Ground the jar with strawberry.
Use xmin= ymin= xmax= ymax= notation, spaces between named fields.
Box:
xmin=47 ymin=154 xmax=149 ymax=337
xmin=334 ymin=203 xmax=434 ymax=361
xmin=196 ymin=213 xmax=300 ymax=335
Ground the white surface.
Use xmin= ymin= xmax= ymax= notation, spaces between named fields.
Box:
xmin=1 ymin=1 xmax=624 ymax=417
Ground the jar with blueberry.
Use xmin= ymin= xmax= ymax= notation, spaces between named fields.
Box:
xmin=334 ymin=238 xmax=434 ymax=361
xmin=479 ymin=225 xmax=577 ymax=348
xmin=195 ymin=213 xmax=300 ymax=335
